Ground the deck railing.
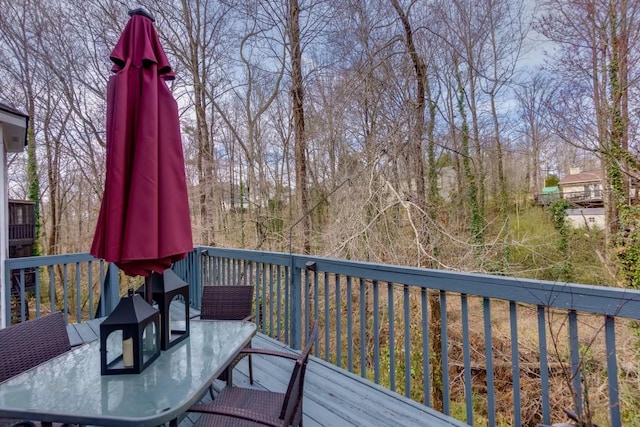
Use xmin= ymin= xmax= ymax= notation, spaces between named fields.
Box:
xmin=4 ymin=253 xmax=113 ymax=325
xmin=8 ymin=200 xmax=35 ymax=245
xmin=6 ymin=247 xmax=640 ymax=427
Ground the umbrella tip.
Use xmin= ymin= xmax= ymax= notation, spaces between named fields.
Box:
xmin=128 ymin=8 xmax=155 ymax=22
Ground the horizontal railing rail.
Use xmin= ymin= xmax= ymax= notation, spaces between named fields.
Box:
xmin=6 ymin=246 xmax=640 ymax=427
xmin=562 ymin=190 xmax=602 ymax=200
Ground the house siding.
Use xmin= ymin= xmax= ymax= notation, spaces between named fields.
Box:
xmin=566 ymin=208 xmax=605 ymax=229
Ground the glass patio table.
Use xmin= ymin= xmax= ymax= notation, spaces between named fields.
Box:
xmin=0 ymin=319 xmax=256 ymax=427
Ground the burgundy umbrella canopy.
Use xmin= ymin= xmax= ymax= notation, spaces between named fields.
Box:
xmin=91 ymin=9 xmax=193 ymax=279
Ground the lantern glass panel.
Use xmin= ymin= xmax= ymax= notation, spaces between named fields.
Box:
xmin=169 ymin=295 xmax=187 ymax=339
xmin=142 ymin=322 xmax=158 ymax=364
xmin=105 ymin=329 xmax=123 ymax=367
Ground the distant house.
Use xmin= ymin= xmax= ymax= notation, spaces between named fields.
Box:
xmin=1 ymin=103 xmax=29 ymax=328
xmin=558 ymin=168 xmax=603 ymax=207
xmin=566 ymin=207 xmax=605 ymax=229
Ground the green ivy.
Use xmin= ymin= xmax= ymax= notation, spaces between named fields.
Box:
xmin=26 ymin=127 xmax=40 ymax=256
xmin=455 ymin=62 xmax=483 ymax=251
xmin=605 ymin=146 xmax=640 ymax=289
xmin=615 ymin=205 xmax=640 ymax=289
xmin=548 ymin=199 xmax=572 ymax=281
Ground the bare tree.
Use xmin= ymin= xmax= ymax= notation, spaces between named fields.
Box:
xmin=32 ymin=0 xmax=113 ymax=254
xmin=141 ymin=0 xmax=235 ymax=246
xmin=482 ymin=0 xmax=527 ymax=268
xmin=389 ymin=0 xmax=429 ymax=260
xmin=0 ymin=0 xmax=43 ymax=253
xmin=288 ymin=0 xmax=310 ymax=253
xmin=514 ymin=70 xmax=557 ymax=192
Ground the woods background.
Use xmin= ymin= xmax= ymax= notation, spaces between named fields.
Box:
xmin=2 ymin=0 xmax=640 ymax=289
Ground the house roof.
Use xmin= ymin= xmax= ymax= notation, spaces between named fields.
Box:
xmin=566 ymin=208 xmax=605 ymax=215
xmin=559 ymin=170 xmax=602 ymax=185
xmin=0 ymin=102 xmax=29 ymax=151
xmin=0 ymin=103 xmax=28 ymax=119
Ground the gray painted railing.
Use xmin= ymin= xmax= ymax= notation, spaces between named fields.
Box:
xmin=6 ymin=247 xmax=640 ymax=427
xmin=4 ymin=253 xmax=118 ymax=325
xmin=188 ymin=246 xmax=640 ymax=427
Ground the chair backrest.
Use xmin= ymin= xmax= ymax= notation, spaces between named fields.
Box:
xmin=0 ymin=312 xmax=71 ymax=382
xmin=200 ymin=285 xmax=254 ymax=321
xmin=280 ymin=321 xmax=319 ymax=425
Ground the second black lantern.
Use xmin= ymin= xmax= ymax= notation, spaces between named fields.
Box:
xmin=149 ymin=269 xmax=190 ymax=350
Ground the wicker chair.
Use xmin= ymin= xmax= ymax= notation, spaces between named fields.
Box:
xmin=0 ymin=312 xmax=72 ymax=427
xmin=199 ymin=285 xmax=255 ymax=385
xmin=188 ymin=321 xmax=319 ymax=427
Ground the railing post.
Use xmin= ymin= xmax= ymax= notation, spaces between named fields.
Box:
xmin=289 ymin=254 xmax=302 ymax=350
xmin=170 ymin=248 xmax=200 ymax=309
xmin=190 ymin=249 xmax=203 ymax=309
xmin=100 ymin=263 xmax=120 ymax=317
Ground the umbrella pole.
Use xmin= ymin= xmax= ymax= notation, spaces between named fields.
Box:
xmin=144 ymin=275 xmax=153 ymax=304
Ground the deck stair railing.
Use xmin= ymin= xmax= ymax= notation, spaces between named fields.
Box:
xmin=6 ymin=246 xmax=640 ymax=427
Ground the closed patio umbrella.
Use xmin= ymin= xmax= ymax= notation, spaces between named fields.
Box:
xmin=91 ymin=9 xmax=193 ymax=294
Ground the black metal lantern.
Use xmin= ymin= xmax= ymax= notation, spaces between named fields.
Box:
xmin=150 ymin=269 xmax=190 ymax=350
xmin=100 ymin=289 xmax=160 ymax=375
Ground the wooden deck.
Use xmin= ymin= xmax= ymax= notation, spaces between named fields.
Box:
xmin=181 ymin=333 xmax=465 ymax=427
xmin=67 ymin=318 xmax=465 ymax=427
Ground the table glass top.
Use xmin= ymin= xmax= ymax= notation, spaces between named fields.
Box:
xmin=0 ymin=320 xmax=256 ymax=426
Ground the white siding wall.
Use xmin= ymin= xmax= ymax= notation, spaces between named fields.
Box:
xmin=566 ymin=209 xmax=606 ymax=229
xmin=562 ymin=184 xmax=587 ymax=194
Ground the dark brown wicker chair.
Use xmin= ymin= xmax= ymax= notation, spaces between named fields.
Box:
xmin=188 ymin=321 xmax=319 ymax=427
xmin=0 ymin=312 xmax=71 ymax=427
xmin=198 ymin=285 xmax=256 ymax=385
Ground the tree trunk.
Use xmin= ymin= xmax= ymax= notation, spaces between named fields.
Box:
xmin=289 ymin=0 xmax=310 ymax=254
xmin=390 ymin=0 xmax=428 ymax=261
xmin=390 ymin=0 xmax=443 ymax=410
